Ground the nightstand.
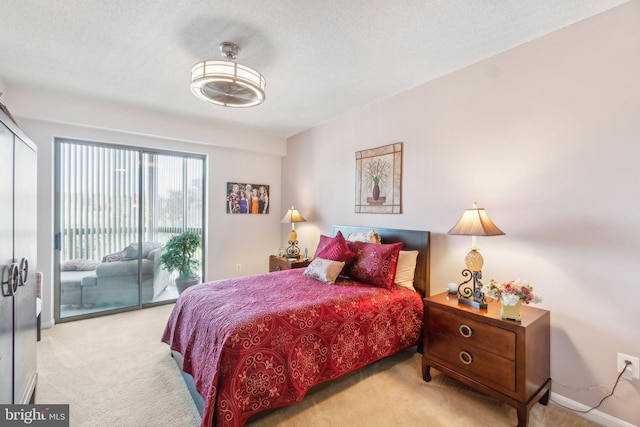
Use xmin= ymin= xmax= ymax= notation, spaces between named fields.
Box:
xmin=269 ymin=255 xmax=312 ymax=272
xmin=422 ymin=292 xmax=550 ymax=427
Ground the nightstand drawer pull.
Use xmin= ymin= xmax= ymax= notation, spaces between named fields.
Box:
xmin=459 ymin=350 xmax=473 ymax=365
xmin=275 ymin=266 xmax=282 ymax=271
xmin=458 ymin=324 xmax=473 ymax=338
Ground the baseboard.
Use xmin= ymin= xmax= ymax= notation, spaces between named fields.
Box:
xmin=551 ymin=392 xmax=637 ymax=427
xmin=42 ymin=317 xmax=55 ymax=330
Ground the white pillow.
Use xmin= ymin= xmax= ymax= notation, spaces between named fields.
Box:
xmin=303 ymin=257 xmax=346 ymax=284
xmin=346 ymin=230 xmax=381 ymax=244
xmin=61 ymin=259 xmax=100 ymax=271
xmin=394 ymin=250 xmax=419 ymax=290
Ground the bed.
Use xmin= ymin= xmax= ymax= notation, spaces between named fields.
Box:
xmin=162 ymin=226 xmax=430 ymax=426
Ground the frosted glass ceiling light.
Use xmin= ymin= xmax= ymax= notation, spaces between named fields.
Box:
xmin=190 ymin=42 xmax=266 ymax=108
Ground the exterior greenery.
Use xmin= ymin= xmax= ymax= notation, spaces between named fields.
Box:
xmin=160 ymin=232 xmax=202 ymax=279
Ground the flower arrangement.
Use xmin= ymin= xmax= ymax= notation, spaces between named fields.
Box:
xmin=482 ymin=279 xmax=542 ymax=306
xmin=364 ymin=158 xmax=389 ymax=187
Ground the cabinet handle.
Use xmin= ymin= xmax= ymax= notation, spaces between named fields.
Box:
xmin=10 ymin=263 xmax=19 ymax=295
xmin=1 ymin=265 xmax=10 ymax=297
xmin=459 ymin=350 xmax=473 ymax=365
xmin=1 ymin=263 xmax=20 ymax=297
xmin=19 ymin=257 xmax=29 ymax=286
xmin=459 ymin=324 xmax=473 ymax=338
xmin=275 ymin=265 xmax=282 ymax=271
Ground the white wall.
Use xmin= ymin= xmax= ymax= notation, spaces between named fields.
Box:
xmin=3 ymin=2 xmax=639 ymax=424
xmin=284 ymin=2 xmax=640 ymax=426
xmin=4 ymin=84 xmax=286 ymax=331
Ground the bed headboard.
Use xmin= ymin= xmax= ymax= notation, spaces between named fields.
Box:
xmin=331 ymin=225 xmax=431 ymax=298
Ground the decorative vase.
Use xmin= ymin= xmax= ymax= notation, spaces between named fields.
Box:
xmin=372 ymin=183 xmax=380 ymax=200
xmin=500 ymin=300 xmax=522 ymax=321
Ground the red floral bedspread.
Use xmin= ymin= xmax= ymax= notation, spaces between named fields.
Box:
xmin=162 ymin=269 xmax=423 ymax=427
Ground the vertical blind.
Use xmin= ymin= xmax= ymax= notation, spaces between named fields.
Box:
xmin=60 ymin=143 xmax=139 ymax=261
xmin=59 ymin=141 xmax=204 ymax=265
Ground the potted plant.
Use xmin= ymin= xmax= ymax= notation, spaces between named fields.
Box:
xmin=160 ymin=231 xmax=202 ymax=294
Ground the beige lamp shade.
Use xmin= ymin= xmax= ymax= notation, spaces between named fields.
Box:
xmin=447 ymin=203 xmax=505 ymax=237
xmin=281 ymin=206 xmax=307 ymax=225
xmin=448 ymin=202 xmax=504 ymax=272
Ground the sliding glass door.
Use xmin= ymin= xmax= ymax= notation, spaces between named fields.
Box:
xmin=54 ymin=139 xmax=205 ymax=321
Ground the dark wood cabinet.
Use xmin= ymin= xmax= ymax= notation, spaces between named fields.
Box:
xmin=269 ymin=255 xmax=311 ymax=272
xmin=422 ymin=292 xmax=550 ymax=427
xmin=0 ymin=104 xmax=38 ymax=404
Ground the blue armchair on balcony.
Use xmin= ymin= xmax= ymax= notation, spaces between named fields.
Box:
xmin=80 ymin=242 xmax=170 ymax=307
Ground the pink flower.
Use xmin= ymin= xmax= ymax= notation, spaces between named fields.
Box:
xmin=482 ymin=279 xmax=542 ymax=305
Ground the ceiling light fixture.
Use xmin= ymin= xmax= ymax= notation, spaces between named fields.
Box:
xmin=190 ymin=42 xmax=266 ymax=108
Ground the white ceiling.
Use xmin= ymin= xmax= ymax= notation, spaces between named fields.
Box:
xmin=0 ymin=0 xmax=629 ymax=138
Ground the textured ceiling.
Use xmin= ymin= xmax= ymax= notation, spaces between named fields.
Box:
xmin=0 ymin=0 xmax=629 ymax=138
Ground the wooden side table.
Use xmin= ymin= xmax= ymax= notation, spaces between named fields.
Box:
xmin=269 ymin=255 xmax=312 ymax=272
xmin=422 ymin=292 xmax=550 ymax=427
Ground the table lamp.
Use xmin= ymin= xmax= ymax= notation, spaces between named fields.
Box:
xmin=448 ymin=202 xmax=504 ymax=309
xmin=281 ymin=206 xmax=306 ymax=258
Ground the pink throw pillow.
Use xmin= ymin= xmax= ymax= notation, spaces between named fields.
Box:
xmin=315 ymin=234 xmax=333 ymax=255
xmin=345 ymin=241 xmax=403 ymax=289
xmin=316 ymin=231 xmax=356 ymax=265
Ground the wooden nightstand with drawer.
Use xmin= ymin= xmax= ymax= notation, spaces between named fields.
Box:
xmin=269 ymin=255 xmax=312 ymax=272
xmin=422 ymin=292 xmax=550 ymax=427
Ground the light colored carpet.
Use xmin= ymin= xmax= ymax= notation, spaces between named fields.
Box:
xmin=36 ymin=304 xmax=599 ymax=427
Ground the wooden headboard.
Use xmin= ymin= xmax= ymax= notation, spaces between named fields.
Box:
xmin=331 ymin=225 xmax=431 ymax=297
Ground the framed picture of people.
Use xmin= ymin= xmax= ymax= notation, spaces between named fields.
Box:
xmin=226 ymin=182 xmax=270 ymax=214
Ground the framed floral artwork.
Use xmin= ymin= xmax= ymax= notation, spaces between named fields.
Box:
xmin=355 ymin=142 xmax=402 ymax=214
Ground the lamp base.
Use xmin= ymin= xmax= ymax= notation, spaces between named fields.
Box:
xmin=285 ymin=241 xmax=301 ymax=258
xmin=457 ymin=269 xmax=487 ymax=310
xmin=458 ymin=295 xmax=488 ymax=310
